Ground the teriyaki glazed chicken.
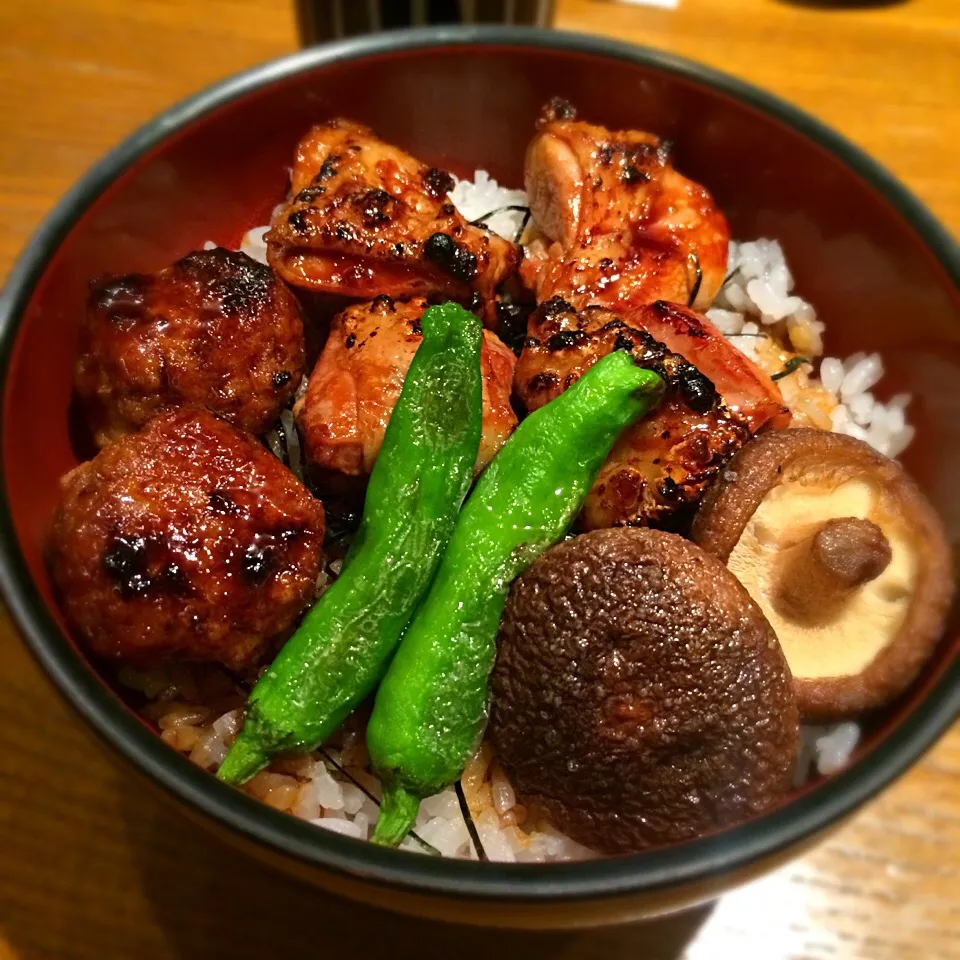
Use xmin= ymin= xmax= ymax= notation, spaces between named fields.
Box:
xmin=47 ymin=99 xmax=953 ymax=861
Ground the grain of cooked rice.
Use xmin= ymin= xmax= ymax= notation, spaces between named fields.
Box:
xmin=175 ymin=174 xmax=896 ymax=861
xmin=313 ymin=817 xmax=366 ymax=839
xmin=812 ymin=723 xmax=862 ymax=777
xmin=240 ymin=226 xmax=269 ymax=265
xmin=794 ymin=722 xmax=862 ymax=786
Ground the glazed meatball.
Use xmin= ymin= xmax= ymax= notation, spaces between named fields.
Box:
xmin=47 ymin=407 xmax=325 ymax=670
xmin=75 ymin=248 xmax=306 ymax=446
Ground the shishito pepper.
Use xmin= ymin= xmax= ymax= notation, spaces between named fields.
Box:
xmin=367 ymin=350 xmax=664 ymax=845
xmin=218 ymin=302 xmax=484 ymax=785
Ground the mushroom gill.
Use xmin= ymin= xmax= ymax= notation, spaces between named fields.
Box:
xmin=693 ymin=429 xmax=953 ymax=720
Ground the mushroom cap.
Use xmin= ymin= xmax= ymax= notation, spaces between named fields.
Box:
xmin=693 ymin=428 xmax=954 ymax=720
xmin=489 ymin=528 xmax=799 ymax=855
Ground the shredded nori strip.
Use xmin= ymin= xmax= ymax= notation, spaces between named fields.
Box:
xmin=318 ymin=748 xmax=441 ymax=857
xmin=771 ymin=356 xmax=812 ymax=381
xmin=514 ymin=208 xmax=532 ymax=244
xmin=468 ymin=205 xmax=530 ymax=228
xmin=687 ymin=253 xmax=703 ymax=307
xmin=455 ymin=780 xmax=487 ymax=862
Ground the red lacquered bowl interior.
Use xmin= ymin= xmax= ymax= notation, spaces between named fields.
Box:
xmin=3 ymin=37 xmax=959 ymax=834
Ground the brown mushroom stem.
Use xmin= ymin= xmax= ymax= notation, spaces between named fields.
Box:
xmin=773 ymin=517 xmax=892 ymax=625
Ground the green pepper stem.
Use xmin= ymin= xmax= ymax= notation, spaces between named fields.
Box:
xmin=216 ymin=729 xmax=270 ymax=786
xmin=371 ymin=784 xmax=421 ymax=847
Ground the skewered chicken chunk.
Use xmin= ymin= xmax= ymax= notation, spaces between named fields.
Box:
xmin=296 ymin=295 xmax=518 ymax=478
xmin=514 ymin=100 xmax=779 ymax=527
xmin=267 ymin=119 xmax=521 ymax=311
xmin=521 ymin=99 xmax=729 ymax=313
xmin=515 ymin=298 xmax=789 ymax=528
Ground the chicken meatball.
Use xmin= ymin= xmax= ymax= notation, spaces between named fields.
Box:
xmin=76 ymin=248 xmax=306 ymax=446
xmin=47 ymin=407 xmax=325 ymax=670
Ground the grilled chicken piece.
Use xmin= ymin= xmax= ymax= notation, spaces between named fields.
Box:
xmin=521 ymin=99 xmax=729 ymax=313
xmin=267 ymin=119 xmax=521 ymax=311
xmin=515 ymin=298 xmax=789 ymax=528
xmin=76 ymin=248 xmax=305 ymax=447
xmin=296 ymin=296 xmax=517 ymax=477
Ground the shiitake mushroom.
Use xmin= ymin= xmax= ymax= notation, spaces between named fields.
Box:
xmin=488 ymin=528 xmax=799 ymax=855
xmin=692 ymin=429 xmax=954 ymax=720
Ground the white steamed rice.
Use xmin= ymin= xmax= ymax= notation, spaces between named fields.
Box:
xmin=708 ymin=238 xmax=913 ymax=458
xmin=173 ymin=170 xmax=912 ymax=860
xmin=448 ymin=170 xmax=530 ymax=241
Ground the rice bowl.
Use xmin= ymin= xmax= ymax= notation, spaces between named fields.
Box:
xmin=0 ymin=31 xmax=956 ymax=928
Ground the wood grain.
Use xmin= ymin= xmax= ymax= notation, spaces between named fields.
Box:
xmin=0 ymin=1 xmax=957 ymax=957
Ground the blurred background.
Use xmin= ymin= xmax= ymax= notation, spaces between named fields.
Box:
xmin=1 ymin=2 xmax=957 ymax=959
xmin=296 ymin=0 xmax=556 ymax=37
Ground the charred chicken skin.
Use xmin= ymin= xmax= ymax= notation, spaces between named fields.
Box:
xmin=521 ymin=99 xmax=730 ymax=313
xmin=76 ymin=248 xmax=306 ymax=447
xmin=47 ymin=407 xmax=325 ymax=670
xmin=267 ymin=119 xmax=521 ymax=310
xmin=296 ymin=295 xmax=517 ymax=477
xmin=516 ymin=298 xmax=789 ymax=528
xmin=516 ymin=100 xmax=785 ymax=527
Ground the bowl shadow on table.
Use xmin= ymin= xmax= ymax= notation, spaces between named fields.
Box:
xmin=120 ymin=777 xmax=713 ymax=960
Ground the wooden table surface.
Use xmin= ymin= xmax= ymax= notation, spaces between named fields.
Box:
xmin=1 ymin=1 xmax=958 ymax=957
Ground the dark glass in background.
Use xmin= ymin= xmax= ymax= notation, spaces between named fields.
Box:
xmin=297 ymin=0 xmax=555 ymax=43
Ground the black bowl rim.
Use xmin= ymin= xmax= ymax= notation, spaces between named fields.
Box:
xmin=1 ymin=24 xmax=959 ymax=905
